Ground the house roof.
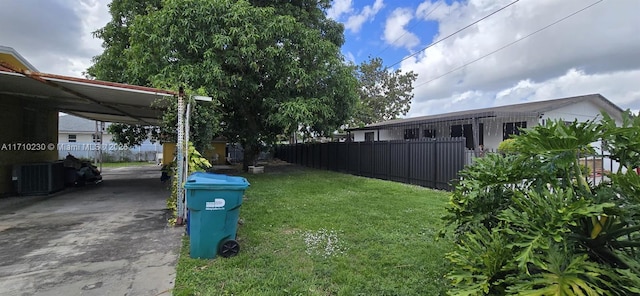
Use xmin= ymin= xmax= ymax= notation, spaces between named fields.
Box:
xmin=0 ymin=45 xmax=38 ymax=72
xmin=0 ymin=46 xmax=175 ymax=126
xmin=59 ymin=114 xmax=112 ymax=133
xmin=348 ymin=94 xmax=624 ymax=131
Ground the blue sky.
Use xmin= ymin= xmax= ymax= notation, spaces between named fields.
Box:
xmin=326 ymin=0 xmax=640 ymax=117
xmin=333 ymin=0 xmax=443 ymax=66
xmin=1 ymin=0 xmax=639 ymax=118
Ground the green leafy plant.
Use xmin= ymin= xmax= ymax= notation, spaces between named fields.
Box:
xmin=496 ymin=138 xmax=518 ymax=154
xmin=446 ymin=225 xmax=512 ymax=295
xmin=166 ymin=142 xmax=211 ymax=225
xmin=506 ymin=244 xmax=609 ymax=296
xmin=444 ymin=111 xmax=640 ymax=295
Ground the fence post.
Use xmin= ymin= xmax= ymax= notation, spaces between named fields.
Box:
xmin=346 ymin=141 xmax=350 ymax=173
xmin=406 ymin=141 xmax=411 ymax=183
xmin=433 ymin=140 xmax=438 ymax=188
xmin=387 ymin=141 xmax=391 ymax=180
xmin=358 ymin=142 xmax=362 ymax=175
xmin=371 ymin=140 xmax=375 ymax=177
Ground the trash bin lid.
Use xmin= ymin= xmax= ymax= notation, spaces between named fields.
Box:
xmin=184 ymin=172 xmax=250 ymax=190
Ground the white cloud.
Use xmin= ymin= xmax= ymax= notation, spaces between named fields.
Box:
xmin=407 ymin=68 xmax=640 ymax=117
xmin=497 ymin=69 xmax=640 ymax=109
xmin=401 ymin=0 xmax=640 ymax=116
xmin=0 ymin=0 xmax=110 ymax=77
xmin=327 ymin=0 xmax=353 ymax=20
xmin=72 ymin=0 xmax=111 ymax=77
xmin=383 ymin=8 xmax=420 ymax=49
xmin=416 ymin=0 xmax=461 ymax=21
xmin=344 ymin=51 xmax=356 ymax=64
xmin=345 ymin=0 xmax=385 ymax=33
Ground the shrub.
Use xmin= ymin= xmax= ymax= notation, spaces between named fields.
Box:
xmin=443 ymin=112 xmax=640 ymax=295
xmin=496 ymin=138 xmax=517 ymax=154
xmin=166 ymin=142 xmax=212 ymax=225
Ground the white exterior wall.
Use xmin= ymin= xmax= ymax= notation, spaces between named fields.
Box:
xmin=352 ymin=117 xmax=538 ymax=152
xmin=352 ymin=128 xmax=403 ymax=141
xmin=58 ymin=132 xmax=114 ymax=143
xmin=541 ymin=101 xmax=607 ymax=124
xmin=541 ymin=101 xmax=623 ymax=173
xmin=352 ymin=130 xmax=366 ymax=142
xmin=352 ymin=101 xmax=623 ymax=153
xmin=479 ymin=117 xmax=540 ymax=151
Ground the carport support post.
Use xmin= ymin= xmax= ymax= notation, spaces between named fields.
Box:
xmin=99 ymin=122 xmax=104 ymax=172
xmin=176 ymin=87 xmax=186 ymax=225
xmin=184 ymin=99 xmax=191 ymax=199
xmin=95 ymin=121 xmax=100 ymax=167
xmin=183 ymin=95 xmax=212 ymax=181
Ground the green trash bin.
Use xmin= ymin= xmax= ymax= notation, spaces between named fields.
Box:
xmin=184 ymin=172 xmax=250 ymax=259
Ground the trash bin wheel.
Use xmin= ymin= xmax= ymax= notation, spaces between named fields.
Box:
xmin=219 ymin=240 xmax=240 ymax=258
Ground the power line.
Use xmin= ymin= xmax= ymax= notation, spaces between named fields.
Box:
xmin=413 ymin=0 xmax=604 ymax=90
xmin=374 ymin=1 xmax=443 ymax=57
xmin=387 ymin=0 xmax=520 ymax=69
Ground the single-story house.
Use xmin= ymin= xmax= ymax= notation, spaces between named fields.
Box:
xmin=347 ymin=94 xmax=624 ymax=153
xmin=58 ymin=114 xmax=163 ymax=161
xmin=58 ymin=114 xmax=114 ymax=145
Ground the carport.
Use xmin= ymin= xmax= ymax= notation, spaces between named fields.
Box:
xmin=0 ymin=164 xmax=183 ymax=295
xmin=0 ymin=46 xmax=184 ymax=295
xmin=0 ymin=45 xmax=175 ymax=196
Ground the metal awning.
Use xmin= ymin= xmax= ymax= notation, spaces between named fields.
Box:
xmin=0 ymin=60 xmax=175 ymax=126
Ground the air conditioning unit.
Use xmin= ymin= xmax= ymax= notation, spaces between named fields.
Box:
xmin=12 ymin=161 xmax=65 ymax=195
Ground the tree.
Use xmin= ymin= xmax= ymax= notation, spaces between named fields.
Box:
xmin=89 ymin=1 xmax=222 ymax=153
xmin=152 ymin=93 xmax=221 ymax=153
xmin=250 ymin=0 xmax=345 ymax=47
xmin=91 ymin=0 xmax=357 ymax=170
xmin=106 ymin=123 xmax=154 ymax=147
xmin=350 ymin=57 xmax=418 ymax=127
xmin=88 ymin=0 xmax=162 ymax=84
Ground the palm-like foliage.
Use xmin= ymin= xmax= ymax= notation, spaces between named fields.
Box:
xmin=447 ymin=225 xmax=512 ymax=296
xmin=444 ymin=111 xmax=640 ymax=296
xmin=507 ymin=246 xmax=608 ymax=296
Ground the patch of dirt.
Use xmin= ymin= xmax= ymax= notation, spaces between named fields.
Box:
xmin=209 ymin=159 xmax=308 ymax=175
xmin=281 ymin=228 xmax=299 ymax=235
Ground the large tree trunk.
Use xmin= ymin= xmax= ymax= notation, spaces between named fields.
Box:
xmin=242 ymin=142 xmax=258 ymax=172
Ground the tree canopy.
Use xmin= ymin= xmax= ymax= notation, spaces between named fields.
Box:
xmin=350 ymin=57 xmax=418 ymax=127
xmin=88 ymin=0 xmax=162 ymax=84
xmin=89 ymin=0 xmax=358 ymax=170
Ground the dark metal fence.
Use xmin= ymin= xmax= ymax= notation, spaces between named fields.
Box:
xmin=275 ymin=138 xmax=467 ymax=190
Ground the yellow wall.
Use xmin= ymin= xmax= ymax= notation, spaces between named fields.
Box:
xmin=162 ymin=142 xmax=226 ymax=166
xmin=162 ymin=142 xmax=177 ymax=165
xmin=0 ymin=95 xmax=59 ymax=195
xmin=204 ymin=142 xmax=226 ymax=165
xmin=0 ymin=52 xmax=33 ymax=72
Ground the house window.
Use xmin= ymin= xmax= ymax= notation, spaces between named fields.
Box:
xmin=423 ymin=129 xmax=436 ymax=138
xmin=92 ymin=134 xmax=101 ymax=143
xmin=364 ymin=132 xmax=375 ymax=142
xmin=404 ymin=128 xmax=419 ymax=140
xmin=503 ymin=121 xmax=527 ymax=140
xmin=451 ymin=124 xmax=483 ymax=149
xmin=68 ymin=134 xmax=77 ymax=143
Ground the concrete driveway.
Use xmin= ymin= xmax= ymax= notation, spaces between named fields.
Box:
xmin=0 ymin=165 xmax=183 ymax=296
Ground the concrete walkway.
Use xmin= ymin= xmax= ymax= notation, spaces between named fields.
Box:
xmin=0 ymin=165 xmax=183 ymax=296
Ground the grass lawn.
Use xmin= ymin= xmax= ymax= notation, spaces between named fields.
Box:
xmin=173 ymin=166 xmax=453 ymax=296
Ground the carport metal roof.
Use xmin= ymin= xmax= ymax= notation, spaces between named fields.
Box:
xmin=0 ymin=46 xmax=175 ymax=126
